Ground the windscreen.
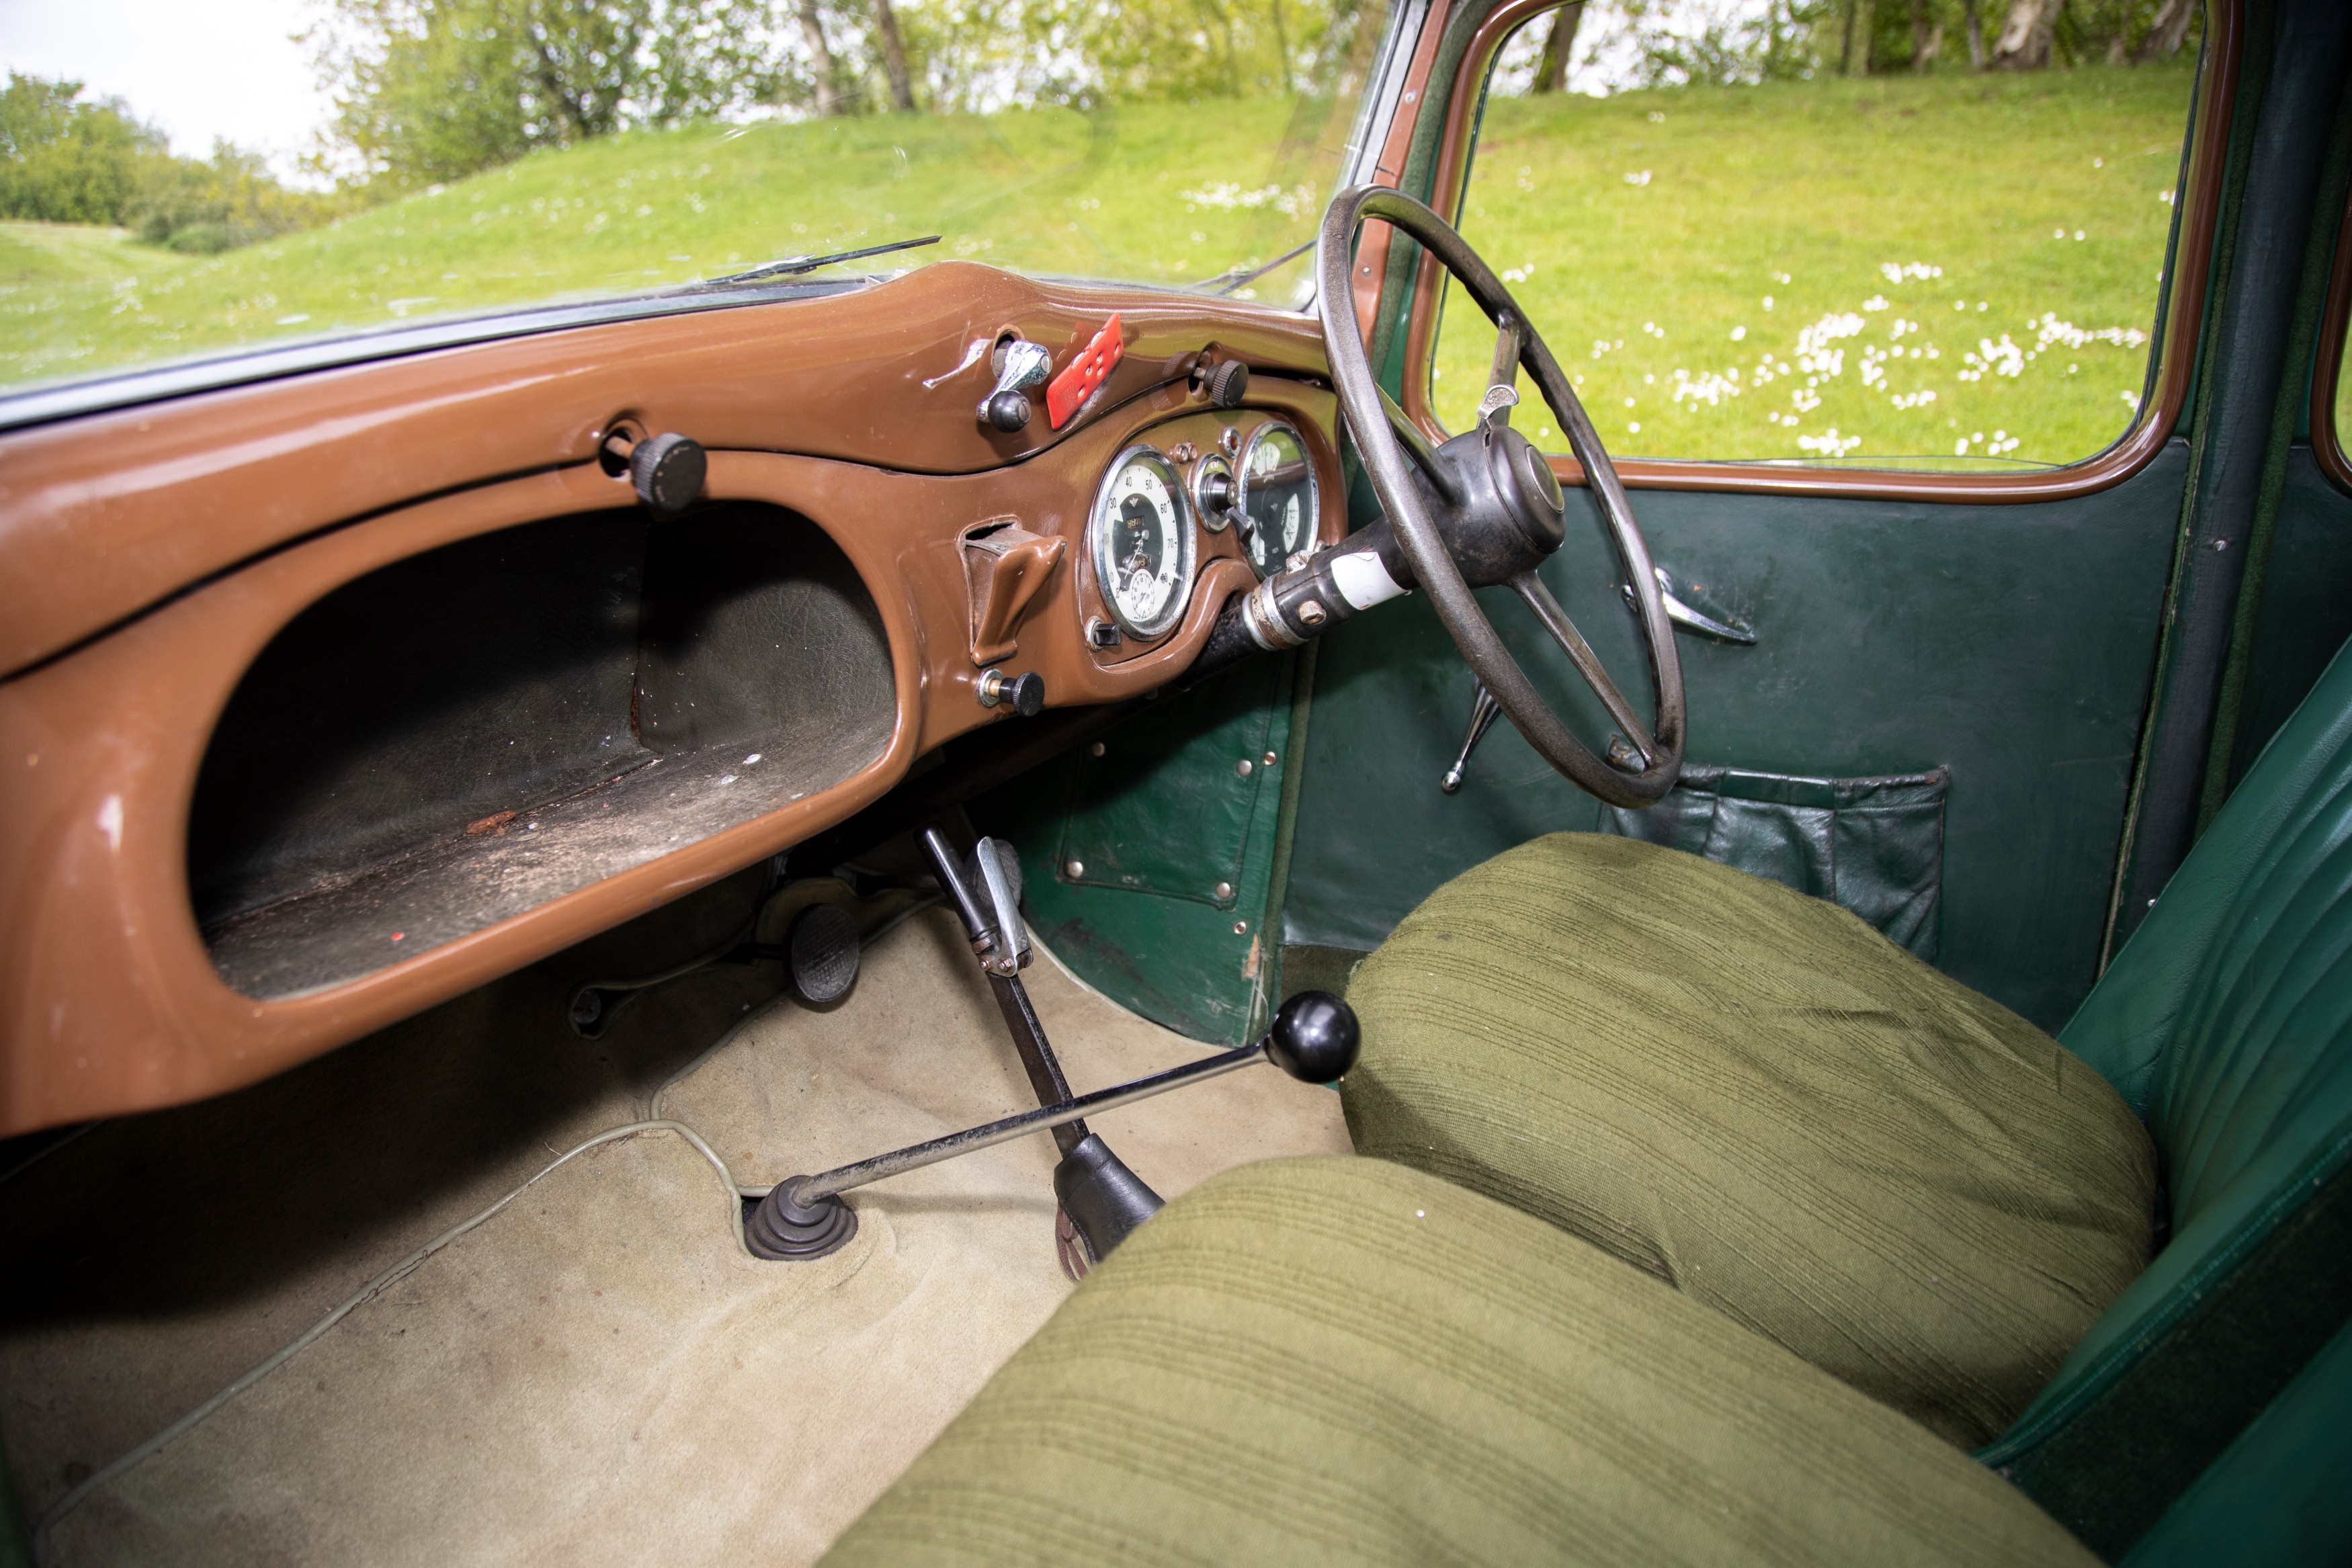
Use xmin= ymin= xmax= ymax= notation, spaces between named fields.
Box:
xmin=0 ymin=0 xmax=1394 ymax=397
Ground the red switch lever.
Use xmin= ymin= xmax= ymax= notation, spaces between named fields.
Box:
xmin=1046 ymin=314 xmax=1124 ymax=429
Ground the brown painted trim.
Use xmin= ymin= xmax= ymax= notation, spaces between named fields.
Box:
xmin=1349 ymin=0 xmax=1458 ymax=343
xmin=2313 ymin=177 xmax=2352 ymax=493
xmin=1393 ymin=0 xmax=2240 ymax=504
xmin=0 ymin=376 xmax=1344 ymax=1137
xmin=0 ymin=262 xmax=1329 ymax=683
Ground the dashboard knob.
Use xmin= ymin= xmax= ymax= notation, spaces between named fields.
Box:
xmin=1203 ymin=359 xmax=1250 ymax=408
xmin=977 ymin=667 xmax=1046 ymax=717
xmin=983 ymin=389 xmax=1033 ymax=432
xmin=630 ymin=432 xmax=706 ymax=517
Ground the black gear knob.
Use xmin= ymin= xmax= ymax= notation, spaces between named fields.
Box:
xmin=1264 ymin=991 xmax=1359 ymax=1084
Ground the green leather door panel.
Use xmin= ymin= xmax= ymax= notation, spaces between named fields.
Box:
xmin=2226 ymin=446 xmax=2352 ymax=785
xmin=1284 ymin=440 xmax=2191 ymax=1030
xmin=976 ymin=655 xmax=1297 ymax=1045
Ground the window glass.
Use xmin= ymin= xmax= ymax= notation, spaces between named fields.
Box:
xmin=0 ymin=0 xmax=1389 ymax=397
xmin=1430 ymin=3 xmax=2202 ymax=470
xmin=2335 ymin=310 xmax=2352 ymax=466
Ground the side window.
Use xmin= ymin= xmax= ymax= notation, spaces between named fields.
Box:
xmin=2326 ymin=188 xmax=2352 ymax=489
xmin=1427 ymin=3 xmax=2205 ymax=472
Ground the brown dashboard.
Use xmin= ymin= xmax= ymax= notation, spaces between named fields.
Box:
xmin=0 ymin=261 xmax=1343 ymax=1137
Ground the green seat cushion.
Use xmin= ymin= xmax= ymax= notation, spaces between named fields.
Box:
xmin=1343 ymin=833 xmax=2155 ymax=1448
xmin=823 ymin=1156 xmax=2097 ymax=1567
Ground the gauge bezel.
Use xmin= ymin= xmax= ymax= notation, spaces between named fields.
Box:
xmin=1236 ymin=419 xmax=1319 ymax=580
xmin=1191 ymin=451 xmax=1236 ymax=533
xmin=1089 ymin=443 xmax=1198 ymax=642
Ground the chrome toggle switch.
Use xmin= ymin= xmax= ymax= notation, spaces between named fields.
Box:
xmin=980 ymin=338 xmax=1053 ymax=432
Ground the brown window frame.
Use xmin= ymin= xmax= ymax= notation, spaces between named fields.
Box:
xmin=1393 ymin=0 xmax=2241 ymax=504
xmin=2312 ymin=179 xmax=2352 ymax=494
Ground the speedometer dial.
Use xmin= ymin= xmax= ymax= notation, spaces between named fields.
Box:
xmin=1089 ymin=445 xmax=1195 ymax=641
xmin=1238 ymin=421 xmax=1317 ymax=579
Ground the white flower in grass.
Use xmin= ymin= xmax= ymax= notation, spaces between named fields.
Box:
xmin=1624 ymin=169 xmax=1652 ymax=186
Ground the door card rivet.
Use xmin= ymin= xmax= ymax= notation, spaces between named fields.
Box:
xmin=1236 ymin=758 xmax=1253 ymax=777
xmin=1066 ymin=860 xmax=1085 ymax=879
xmin=1234 ymin=920 xmax=1249 ymax=935
xmin=1214 ymin=881 xmax=1234 ymax=900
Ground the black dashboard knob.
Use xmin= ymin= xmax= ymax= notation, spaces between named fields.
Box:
xmin=1204 ymin=359 xmax=1250 ymax=408
xmin=1264 ymin=991 xmax=1359 ymax=1084
xmin=984 ymin=389 xmax=1034 ymax=432
xmin=978 ymin=667 xmax=1046 ymax=717
xmin=631 ymin=432 xmax=706 ymax=517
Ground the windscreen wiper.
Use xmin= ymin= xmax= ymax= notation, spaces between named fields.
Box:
xmin=1198 ymin=236 xmax=1318 ymax=297
xmin=703 ymin=234 xmax=941 ymax=286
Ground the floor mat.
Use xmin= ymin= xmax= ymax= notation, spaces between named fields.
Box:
xmin=1 ymin=865 xmax=780 ymax=1524
xmin=42 ymin=908 xmax=1351 ymax=1565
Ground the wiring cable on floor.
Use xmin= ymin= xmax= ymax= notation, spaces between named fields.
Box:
xmin=30 ymin=1119 xmax=745 ymax=1562
xmin=32 ymin=890 xmax=949 ymax=1559
xmin=646 ymin=890 xmax=943 ymax=1203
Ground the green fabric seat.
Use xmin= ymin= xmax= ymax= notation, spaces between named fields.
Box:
xmin=1343 ymin=832 xmax=2156 ymax=1448
xmin=823 ymin=1156 xmax=2098 ymax=1568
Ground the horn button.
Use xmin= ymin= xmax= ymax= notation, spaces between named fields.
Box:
xmin=1421 ymin=424 xmax=1569 ymax=589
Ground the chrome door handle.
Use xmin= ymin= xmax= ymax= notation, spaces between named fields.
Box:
xmin=1622 ymin=564 xmax=1757 ymax=645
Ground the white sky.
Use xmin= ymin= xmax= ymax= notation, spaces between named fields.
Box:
xmin=0 ymin=0 xmax=333 ymax=181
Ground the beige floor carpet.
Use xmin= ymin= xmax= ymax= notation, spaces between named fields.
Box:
xmin=2 ymin=865 xmax=780 ymax=1524
xmin=38 ymin=907 xmax=1350 ymax=1565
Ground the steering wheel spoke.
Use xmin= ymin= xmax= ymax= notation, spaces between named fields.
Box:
xmin=1316 ymin=183 xmax=1684 ymax=807
xmin=1375 ymin=384 xmax=1460 ymax=505
xmin=1511 ymin=571 xmax=1652 ymax=765
xmin=1484 ymin=312 xmax=1523 ymax=429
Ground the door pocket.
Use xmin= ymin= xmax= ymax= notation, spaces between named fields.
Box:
xmin=1601 ymin=765 xmax=1949 ymax=960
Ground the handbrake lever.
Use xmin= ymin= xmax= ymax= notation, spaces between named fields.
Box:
xmin=973 ymin=836 xmax=1032 ymax=975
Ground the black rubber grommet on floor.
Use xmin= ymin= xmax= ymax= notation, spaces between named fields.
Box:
xmin=745 ymin=1181 xmax=858 ymax=1260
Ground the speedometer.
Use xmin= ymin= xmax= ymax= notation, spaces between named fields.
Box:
xmin=1089 ymin=445 xmax=1195 ymax=641
xmin=1237 ymin=421 xmax=1316 ymax=579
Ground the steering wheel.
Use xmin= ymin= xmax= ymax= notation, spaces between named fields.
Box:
xmin=1314 ymin=185 xmax=1685 ymax=808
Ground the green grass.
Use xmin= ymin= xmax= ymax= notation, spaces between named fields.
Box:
xmin=0 ymin=68 xmax=2200 ymax=475
xmin=1433 ymin=65 xmax=2199 ymax=468
xmin=0 ymin=96 xmax=1347 ymax=392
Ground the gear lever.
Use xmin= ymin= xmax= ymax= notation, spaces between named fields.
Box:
xmin=743 ymin=826 xmax=1179 ymax=1266
xmin=745 ymin=991 xmax=1359 ymax=1262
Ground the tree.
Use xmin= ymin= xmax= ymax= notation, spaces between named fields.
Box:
xmin=0 ymin=74 xmax=161 ymax=224
xmin=1534 ymin=3 xmax=1585 ymax=92
xmin=0 ymin=73 xmax=331 ymax=247
xmin=795 ymin=0 xmax=844 ymax=114
xmin=1990 ymin=0 xmax=2058 ymax=69
xmin=1908 ymin=0 xmax=1942 ymax=69
xmin=2132 ymin=0 xmax=2195 ymax=62
xmin=872 ymin=0 xmax=917 ymax=111
xmin=311 ymin=0 xmax=782 ymax=186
